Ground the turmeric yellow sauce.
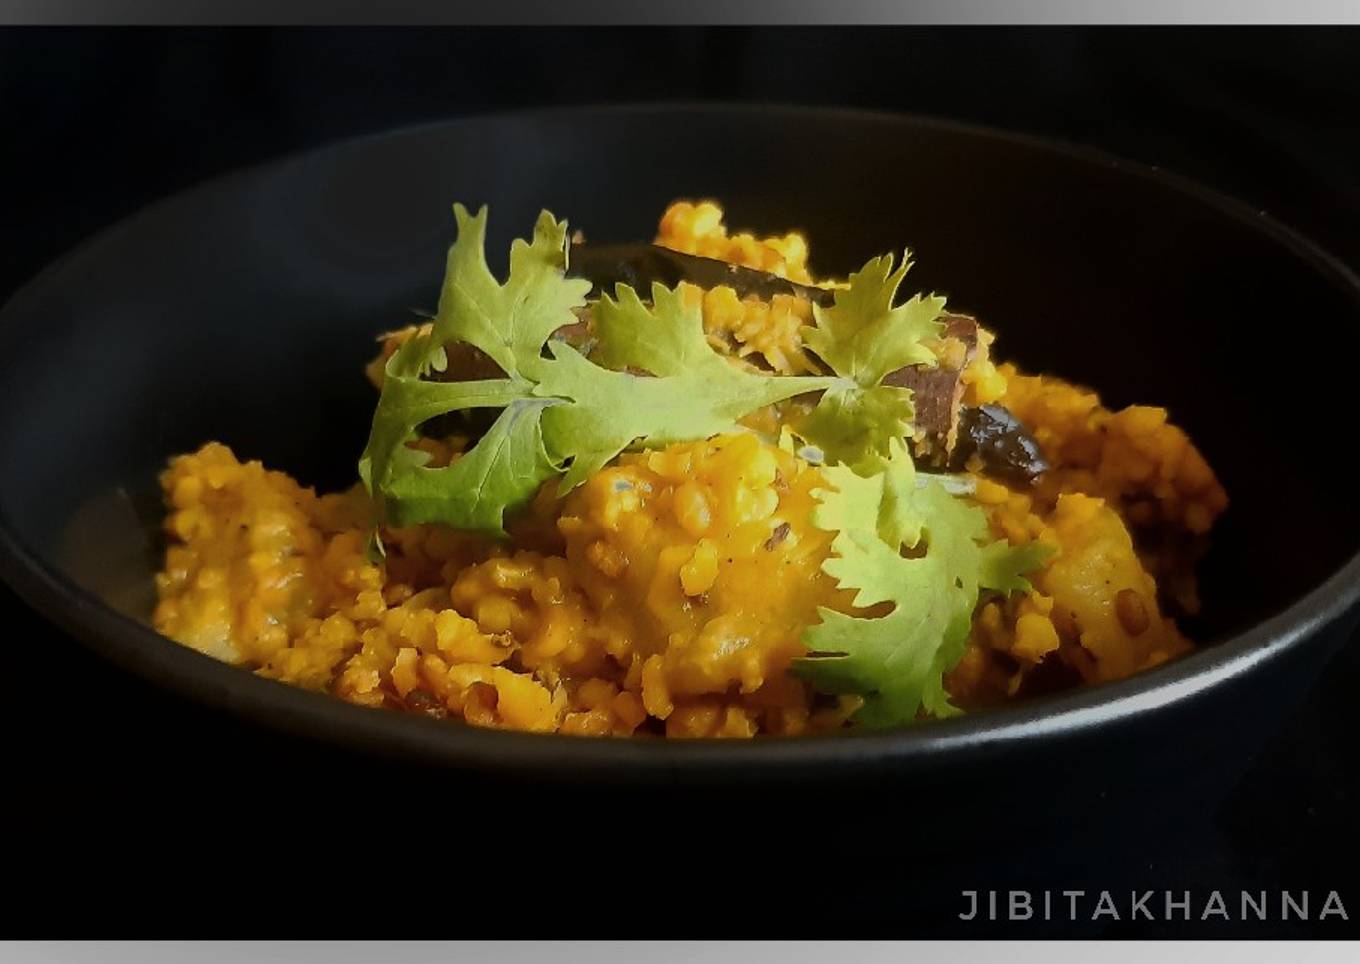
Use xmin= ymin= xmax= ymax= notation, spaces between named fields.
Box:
xmin=153 ymin=201 xmax=1228 ymax=737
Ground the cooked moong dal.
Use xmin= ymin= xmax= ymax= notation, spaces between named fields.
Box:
xmin=153 ymin=200 xmax=1227 ymax=737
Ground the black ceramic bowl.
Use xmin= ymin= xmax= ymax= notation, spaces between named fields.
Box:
xmin=2 ymin=105 xmax=1358 ymax=807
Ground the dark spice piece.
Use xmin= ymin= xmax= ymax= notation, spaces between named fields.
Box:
xmin=883 ymin=315 xmax=1048 ymax=486
xmin=884 ymin=314 xmax=980 ymax=456
xmin=402 ymin=688 xmax=449 ymax=720
xmin=568 ymin=242 xmax=834 ymax=306
xmin=946 ymin=404 xmax=1049 ymax=486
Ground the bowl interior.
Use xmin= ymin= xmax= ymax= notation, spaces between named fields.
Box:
xmin=2 ymin=106 xmax=1359 ymax=718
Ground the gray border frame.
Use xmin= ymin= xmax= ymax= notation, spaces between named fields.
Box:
xmin=1 ymin=1 xmax=1360 ymax=25
xmin=3 ymin=941 xmax=1359 ymax=961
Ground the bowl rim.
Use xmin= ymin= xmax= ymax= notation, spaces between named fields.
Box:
xmin=3 ymin=101 xmax=1359 ymax=778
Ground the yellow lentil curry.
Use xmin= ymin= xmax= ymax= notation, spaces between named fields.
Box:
xmin=153 ymin=201 xmax=1228 ymax=737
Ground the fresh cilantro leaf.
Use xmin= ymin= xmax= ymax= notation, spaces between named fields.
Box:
xmin=381 ymin=398 xmax=559 ymax=532
xmin=802 ymin=252 xmax=945 ymax=383
xmin=795 ymin=439 xmax=1050 ymax=726
xmin=793 ymin=383 xmax=916 ymax=473
xmin=589 ymin=281 xmax=735 ymax=376
xmin=359 ymin=204 xmax=589 ymax=536
xmin=795 ymin=251 xmax=948 ymax=473
xmin=361 ymin=207 xmax=839 ymax=531
xmin=979 ymin=539 xmax=1053 ymax=594
xmin=359 ymin=374 xmax=533 ymax=505
xmin=531 ymin=282 xmax=840 ymax=493
xmin=435 ymin=204 xmax=593 ymax=379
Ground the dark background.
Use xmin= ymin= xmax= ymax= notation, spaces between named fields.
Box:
xmin=1 ymin=26 xmax=1358 ymax=937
